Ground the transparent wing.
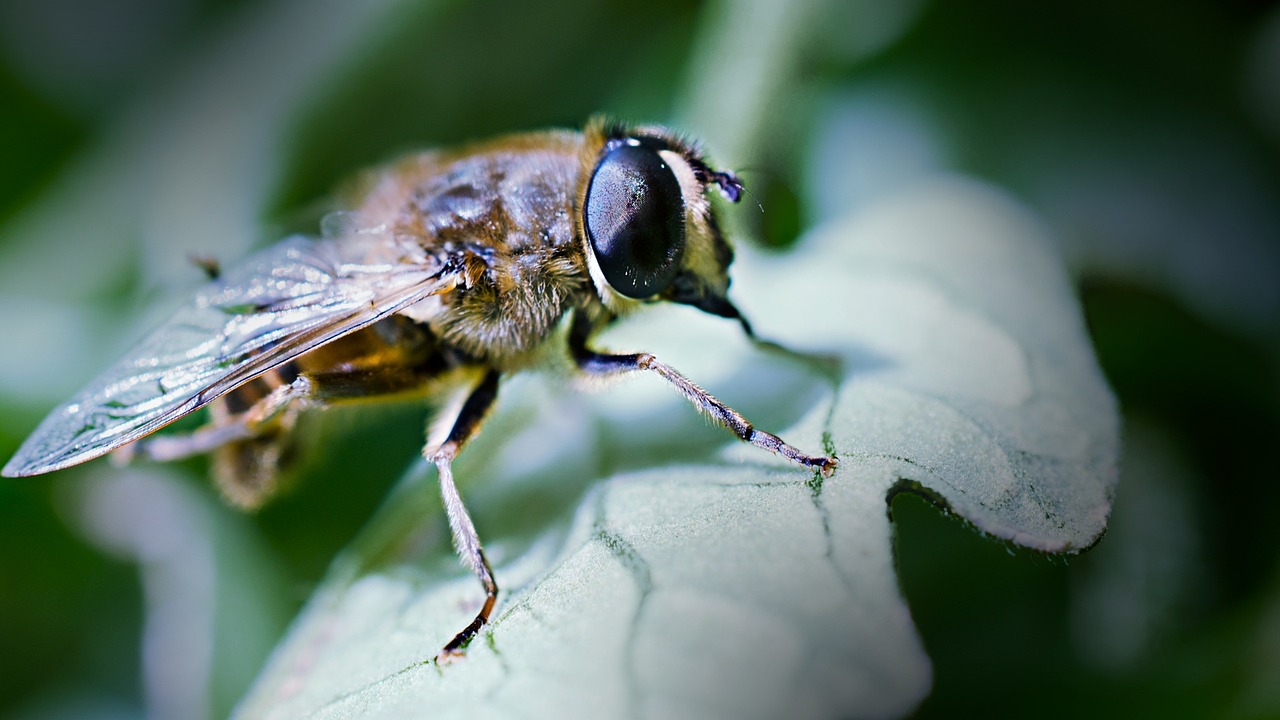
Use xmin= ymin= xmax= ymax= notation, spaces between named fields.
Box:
xmin=3 ymin=231 xmax=448 ymax=477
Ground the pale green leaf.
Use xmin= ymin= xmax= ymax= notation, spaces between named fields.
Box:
xmin=235 ymin=176 xmax=1118 ymax=719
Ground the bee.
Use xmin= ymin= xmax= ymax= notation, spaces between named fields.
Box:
xmin=2 ymin=117 xmax=837 ymax=659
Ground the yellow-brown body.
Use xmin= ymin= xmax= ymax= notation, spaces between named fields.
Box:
xmin=4 ymin=118 xmax=834 ymax=658
xmin=211 ymin=121 xmax=743 ymax=506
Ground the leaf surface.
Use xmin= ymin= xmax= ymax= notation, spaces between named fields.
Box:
xmin=236 ymin=177 xmax=1117 ymax=720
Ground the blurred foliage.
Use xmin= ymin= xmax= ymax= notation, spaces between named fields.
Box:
xmin=0 ymin=0 xmax=1276 ymax=718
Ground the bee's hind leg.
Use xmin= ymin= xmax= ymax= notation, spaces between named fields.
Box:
xmin=426 ymin=370 xmax=501 ymax=662
xmin=117 ymin=376 xmax=313 ymax=465
xmin=114 ymin=376 xmax=314 ymax=508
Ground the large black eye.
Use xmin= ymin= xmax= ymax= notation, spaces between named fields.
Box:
xmin=585 ymin=142 xmax=686 ymax=299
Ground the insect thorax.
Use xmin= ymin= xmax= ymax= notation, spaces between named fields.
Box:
xmin=365 ymin=133 xmax=597 ymax=368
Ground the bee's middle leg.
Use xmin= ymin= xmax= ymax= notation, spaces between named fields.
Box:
xmin=426 ymin=370 xmax=501 ymax=661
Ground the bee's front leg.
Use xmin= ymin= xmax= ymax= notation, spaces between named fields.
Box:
xmin=569 ymin=319 xmax=836 ymax=477
xmin=426 ymin=370 xmax=501 ymax=662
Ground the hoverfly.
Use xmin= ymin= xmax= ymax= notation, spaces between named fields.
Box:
xmin=2 ymin=117 xmax=837 ymax=659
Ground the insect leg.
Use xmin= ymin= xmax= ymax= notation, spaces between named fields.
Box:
xmin=427 ymin=370 xmax=501 ymax=660
xmin=120 ymin=376 xmax=312 ymax=464
xmin=570 ymin=331 xmax=837 ymax=476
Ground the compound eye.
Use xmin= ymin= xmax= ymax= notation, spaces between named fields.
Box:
xmin=585 ymin=143 xmax=686 ymax=299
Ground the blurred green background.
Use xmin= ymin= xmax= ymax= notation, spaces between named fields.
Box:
xmin=0 ymin=0 xmax=1277 ymax=718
